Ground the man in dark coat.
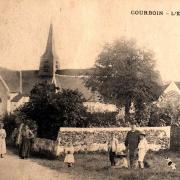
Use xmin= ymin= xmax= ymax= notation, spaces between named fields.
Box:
xmin=125 ymin=123 xmax=140 ymax=168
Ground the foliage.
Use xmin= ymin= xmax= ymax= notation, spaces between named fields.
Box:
xmin=85 ymin=38 xmax=162 ymax=122
xmin=148 ymin=104 xmax=176 ymax=126
xmin=2 ymin=111 xmax=37 ymax=138
xmin=17 ymin=82 xmax=87 ymax=140
xmin=3 ymin=113 xmax=17 ymax=138
xmin=85 ymin=111 xmax=119 ymax=127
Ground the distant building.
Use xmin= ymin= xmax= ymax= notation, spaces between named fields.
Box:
xmin=157 ymin=81 xmax=180 ymax=107
xmin=0 ymin=24 xmax=98 ymax=117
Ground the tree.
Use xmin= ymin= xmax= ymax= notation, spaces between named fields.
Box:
xmin=85 ymin=39 xmax=162 ymax=122
xmin=18 ymin=82 xmax=87 ymax=140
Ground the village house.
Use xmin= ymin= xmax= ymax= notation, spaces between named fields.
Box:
xmin=157 ymin=81 xmax=180 ymax=107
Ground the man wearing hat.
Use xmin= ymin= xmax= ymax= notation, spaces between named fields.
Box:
xmin=137 ymin=131 xmax=149 ymax=169
xmin=125 ymin=123 xmax=140 ymax=168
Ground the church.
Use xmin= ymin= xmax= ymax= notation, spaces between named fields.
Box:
xmin=0 ymin=24 xmax=178 ymax=117
xmin=0 ymin=24 xmax=98 ymax=117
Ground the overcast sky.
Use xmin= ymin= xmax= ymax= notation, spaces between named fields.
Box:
xmin=0 ymin=0 xmax=180 ymax=81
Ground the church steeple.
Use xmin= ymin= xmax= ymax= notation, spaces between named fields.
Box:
xmin=39 ymin=23 xmax=60 ymax=77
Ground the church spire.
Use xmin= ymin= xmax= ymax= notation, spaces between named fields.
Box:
xmin=45 ymin=23 xmax=53 ymax=54
xmin=39 ymin=23 xmax=60 ymax=77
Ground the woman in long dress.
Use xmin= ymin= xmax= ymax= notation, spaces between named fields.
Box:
xmin=0 ymin=123 xmax=6 ymax=158
xmin=19 ymin=125 xmax=34 ymax=159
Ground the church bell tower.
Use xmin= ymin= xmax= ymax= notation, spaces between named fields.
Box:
xmin=39 ymin=23 xmax=60 ymax=79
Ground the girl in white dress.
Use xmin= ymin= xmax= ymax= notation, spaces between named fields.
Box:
xmin=64 ymin=142 xmax=75 ymax=167
xmin=0 ymin=123 xmax=6 ymax=158
xmin=137 ymin=131 xmax=148 ymax=169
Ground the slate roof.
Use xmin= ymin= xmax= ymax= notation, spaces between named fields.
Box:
xmin=162 ymin=81 xmax=180 ymax=91
xmin=0 ymin=67 xmax=98 ymax=101
xmin=56 ymin=68 xmax=94 ymax=76
xmin=55 ymin=74 xmax=99 ymax=101
xmin=21 ymin=70 xmax=42 ymax=96
xmin=175 ymin=82 xmax=180 ymax=89
xmin=0 ymin=67 xmax=20 ymax=92
xmin=1 ymin=66 xmax=179 ymax=102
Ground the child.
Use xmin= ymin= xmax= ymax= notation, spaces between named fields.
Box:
xmin=64 ymin=142 xmax=75 ymax=167
xmin=115 ymin=150 xmax=128 ymax=168
xmin=137 ymin=131 xmax=148 ymax=169
xmin=108 ymin=134 xmax=118 ymax=166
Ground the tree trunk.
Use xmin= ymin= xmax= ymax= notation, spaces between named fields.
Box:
xmin=125 ymin=95 xmax=131 ymax=122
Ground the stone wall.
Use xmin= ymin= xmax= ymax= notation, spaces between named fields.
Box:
xmin=32 ymin=127 xmax=171 ymax=156
xmin=33 ymin=138 xmax=56 ymax=153
xmin=56 ymin=126 xmax=170 ymax=155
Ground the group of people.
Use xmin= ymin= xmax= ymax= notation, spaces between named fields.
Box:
xmin=12 ymin=123 xmax=35 ymax=159
xmin=63 ymin=123 xmax=149 ymax=169
xmin=109 ymin=123 xmax=149 ymax=169
xmin=0 ymin=121 xmax=148 ymax=170
xmin=0 ymin=122 xmax=176 ymax=173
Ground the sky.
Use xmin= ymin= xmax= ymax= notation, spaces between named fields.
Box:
xmin=0 ymin=0 xmax=180 ymax=81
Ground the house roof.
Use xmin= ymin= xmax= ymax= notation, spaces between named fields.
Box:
xmin=0 ymin=67 xmax=97 ymax=99
xmin=175 ymin=82 xmax=180 ymax=89
xmin=56 ymin=68 xmax=94 ymax=76
xmin=55 ymin=75 xmax=99 ymax=101
xmin=162 ymin=81 xmax=180 ymax=92
xmin=3 ymin=66 xmax=179 ymax=102
xmin=21 ymin=70 xmax=42 ymax=96
xmin=0 ymin=67 xmax=97 ymax=101
xmin=0 ymin=67 xmax=20 ymax=92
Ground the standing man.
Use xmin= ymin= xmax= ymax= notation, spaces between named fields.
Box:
xmin=125 ymin=123 xmax=140 ymax=168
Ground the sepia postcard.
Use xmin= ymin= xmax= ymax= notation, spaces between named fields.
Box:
xmin=0 ymin=0 xmax=179 ymax=180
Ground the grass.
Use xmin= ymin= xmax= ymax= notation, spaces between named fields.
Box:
xmin=30 ymin=150 xmax=180 ymax=180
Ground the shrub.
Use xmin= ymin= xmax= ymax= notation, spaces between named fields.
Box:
xmin=3 ymin=113 xmax=16 ymax=138
xmin=15 ymin=82 xmax=88 ymax=140
xmin=148 ymin=104 xmax=175 ymax=126
xmin=85 ymin=111 xmax=119 ymax=127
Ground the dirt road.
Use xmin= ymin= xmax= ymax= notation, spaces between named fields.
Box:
xmin=0 ymin=152 xmax=73 ymax=180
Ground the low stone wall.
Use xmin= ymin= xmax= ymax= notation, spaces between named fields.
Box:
xmin=32 ymin=138 xmax=57 ymax=156
xmin=32 ymin=127 xmax=171 ymax=156
xmin=56 ymin=126 xmax=170 ymax=155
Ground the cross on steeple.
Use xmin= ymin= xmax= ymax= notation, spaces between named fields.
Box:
xmin=39 ymin=23 xmax=60 ymax=78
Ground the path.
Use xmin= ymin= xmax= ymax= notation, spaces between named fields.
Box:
xmin=0 ymin=151 xmax=73 ymax=180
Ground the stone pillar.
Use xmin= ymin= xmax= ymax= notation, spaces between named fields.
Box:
xmin=170 ymin=125 xmax=180 ymax=151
